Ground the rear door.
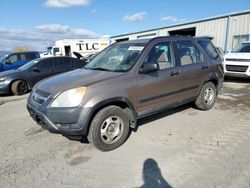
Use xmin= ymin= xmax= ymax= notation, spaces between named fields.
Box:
xmin=175 ymin=40 xmax=210 ymax=101
xmin=136 ymin=39 xmax=182 ymax=115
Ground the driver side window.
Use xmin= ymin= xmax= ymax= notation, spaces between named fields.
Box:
xmin=7 ymin=54 xmax=19 ymax=64
xmin=144 ymin=42 xmax=174 ymax=70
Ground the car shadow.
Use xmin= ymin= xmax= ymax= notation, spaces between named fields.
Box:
xmin=63 ymin=135 xmax=89 ymax=144
xmin=0 ymin=92 xmax=30 ymax=97
xmin=140 ymin=158 xmax=172 ymax=188
xmin=134 ymin=102 xmax=194 ymax=132
xmin=64 ymin=102 xmax=194 ymax=144
xmin=0 ymin=93 xmax=13 ymax=97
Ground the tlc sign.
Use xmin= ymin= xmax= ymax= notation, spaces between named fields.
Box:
xmin=76 ymin=43 xmax=99 ymax=51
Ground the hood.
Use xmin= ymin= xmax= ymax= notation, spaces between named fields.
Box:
xmin=35 ymin=69 xmax=123 ymax=96
xmin=224 ymin=52 xmax=250 ymax=60
xmin=0 ymin=69 xmax=21 ymax=77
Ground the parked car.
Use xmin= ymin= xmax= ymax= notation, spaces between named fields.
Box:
xmin=0 ymin=56 xmax=86 ymax=95
xmin=27 ymin=36 xmax=224 ymax=151
xmin=223 ymin=41 xmax=250 ymax=78
xmin=0 ymin=51 xmax=40 ymax=72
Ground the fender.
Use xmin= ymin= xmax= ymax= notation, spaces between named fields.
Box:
xmin=83 ymin=97 xmax=138 ymax=133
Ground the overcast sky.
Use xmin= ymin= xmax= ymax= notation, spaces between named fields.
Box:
xmin=0 ymin=0 xmax=249 ymax=51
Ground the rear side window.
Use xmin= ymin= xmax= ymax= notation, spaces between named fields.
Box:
xmin=198 ymin=40 xmax=218 ymax=59
xmin=55 ymin=58 xmax=72 ymax=72
xmin=39 ymin=59 xmax=55 ymax=71
xmin=176 ymin=41 xmax=203 ymax=66
xmin=25 ymin=53 xmax=37 ymax=61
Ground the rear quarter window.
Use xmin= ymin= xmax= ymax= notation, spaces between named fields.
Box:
xmin=198 ymin=40 xmax=218 ymax=59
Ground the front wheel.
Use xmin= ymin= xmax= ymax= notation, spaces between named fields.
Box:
xmin=87 ymin=106 xmax=130 ymax=151
xmin=195 ymin=82 xmax=217 ymax=110
xmin=11 ymin=80 xmax=28 ymax=95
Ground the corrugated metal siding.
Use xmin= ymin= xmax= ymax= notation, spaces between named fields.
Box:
xmin=195 ymin=17 xmax=227 ymax=49
xmin=228 ymin=14 xmax=250 ymax=49
xmin=111 ymin=12 xmax=250 ymax=51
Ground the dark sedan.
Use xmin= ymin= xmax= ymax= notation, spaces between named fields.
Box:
xmin=0 ymin=56 xmax=86 ymax=95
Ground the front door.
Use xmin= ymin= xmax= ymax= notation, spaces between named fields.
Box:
xmin=29 ymin=59 xmax=56 ymax=87
xmin=3 ymin=54 xmax=20 ymax=71
xmin=136 ymin=41 xmax=181 ymax=116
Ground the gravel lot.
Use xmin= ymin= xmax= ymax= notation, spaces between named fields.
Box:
xmin=0 ymin=79 xmax=249 ymax=188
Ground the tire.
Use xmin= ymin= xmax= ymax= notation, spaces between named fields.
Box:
xmin=195 ymin=82 xmax=217 ymax=110
xmin=87 ymin=105 xmax=130 ymax=151
xmin=11 ymin=80 xmax=28 ymax=95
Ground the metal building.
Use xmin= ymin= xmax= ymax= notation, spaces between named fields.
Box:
xmin=111 ymin=10 xmax=250 ymax=52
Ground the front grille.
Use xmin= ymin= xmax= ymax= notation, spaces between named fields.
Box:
xmin=225 ymin=65 xmax=248 ymax=72
xmin=32 ymin=89 xmax=50 ymax=104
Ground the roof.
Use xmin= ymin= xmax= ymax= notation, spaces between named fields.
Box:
xmin=115 ymin=36 xmax=210 ymax=44
xmin=111 ymin=9 xmax=250 ymax=39
xmin=116 ymin=38 xmax=151 ymax=44
xmin=12 ymin=51 xmax=39 ymax=54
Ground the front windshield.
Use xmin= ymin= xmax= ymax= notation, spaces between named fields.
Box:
xmin=53 ymin=47 xmax=59 ymax=54
xmin=232 ymin=43 xmax=250 ymax=53
xmin=0 ymin=54 xmax=9 ymax=62
xmin=18 ymin=58 xmax=40 ymax=70
xmin=85 ymin=43 xmax=145 ymax=72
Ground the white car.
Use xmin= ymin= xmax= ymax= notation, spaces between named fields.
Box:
xmin=223 ymin=41 xmax=250 ymax=78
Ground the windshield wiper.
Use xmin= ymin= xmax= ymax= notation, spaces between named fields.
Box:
xmin=86 ymin=67 xmax=113 ymax=72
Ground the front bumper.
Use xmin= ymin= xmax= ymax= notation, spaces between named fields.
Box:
xmin=0 ymin=84 xmax=10 ymax=94
xmin=224 ymin=72 xmax=250 ymax=78
xmin=223 ymin=61 xmax=250 ymax=78
xmin=27 ymin=92 xmax=92 ymax=136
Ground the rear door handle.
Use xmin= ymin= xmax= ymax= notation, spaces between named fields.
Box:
xmin=170 ymin=71 xmax=180 ymax=76
xmin=202 ymin=65 xmax=209 ymax=70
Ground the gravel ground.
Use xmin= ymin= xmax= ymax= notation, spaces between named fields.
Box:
xmin=0 ymin=79 xmax=249 ymax=188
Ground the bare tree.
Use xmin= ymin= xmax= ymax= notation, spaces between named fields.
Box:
xmin=13 ymin=47 xmax=30 ymax=52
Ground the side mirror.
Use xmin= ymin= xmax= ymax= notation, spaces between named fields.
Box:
xmin=33 ymin=67 xmax=40 ymax=72
xmin=4 ymin=60 xmax=11 ymax=64
xmin=139 ymin=63 xmax=159 ymax=74
xmin=80 ymin=57 xmax=87 ymax=61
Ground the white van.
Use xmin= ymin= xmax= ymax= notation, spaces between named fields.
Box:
xmin=41 ymin=39 xmax=111 ymax=59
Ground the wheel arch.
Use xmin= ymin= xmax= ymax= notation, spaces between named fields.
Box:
xmin=9 ymin=79 xmax=30 ymax=94
xmin=84 ymin=97 xmax=137 ymax=134
xmin=197 ymin=74 xmax=219 ymax=97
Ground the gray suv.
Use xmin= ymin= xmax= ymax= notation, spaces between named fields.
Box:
xmin=27 ymin=36 xmax=224 ymax=151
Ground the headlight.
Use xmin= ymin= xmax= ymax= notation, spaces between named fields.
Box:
xmin=0 ymin=76 xmax=8 ymax=82
xmin=51 ymin=87 xmax=86 ymax=108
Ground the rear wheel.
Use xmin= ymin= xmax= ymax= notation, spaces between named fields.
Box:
xmin=11 ymin=80 xmax=28 ymax=95
xmin=195 ymin=82 xmax=217 ymax=110
xmin=87 ymin=106 xmax=130 ymax=151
